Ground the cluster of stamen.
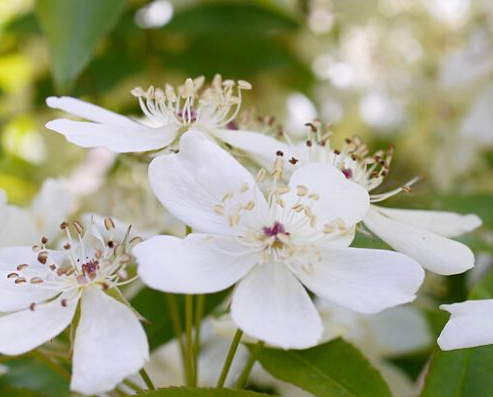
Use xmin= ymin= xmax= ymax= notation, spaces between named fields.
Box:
xmin=131 ymin=74 xmax=252 ymax=129
xmin=6 ymin=218 xmax=141 ymax=310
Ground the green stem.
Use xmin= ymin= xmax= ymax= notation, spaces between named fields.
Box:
xmin=185 ymin=294 xmax=195 ymax=386
xmin=31 ymin=350 xmax=71 ymax=381
xmin=216 ymin=329 xmax=244 ymax=388
xmin=193 ymin=294 xmax=205 ymax=384
xmin=139 ymin=368 xmax=156 ymax=391
xmin=235 ymin=341 xmax=265 ymax=389
xmin=122 ymin=378 xmax=143 ymax=393
xmin=165 ymin=293 xmax=186 ymax=369
xmin=114 ymin=387 xmax=129 ymax=397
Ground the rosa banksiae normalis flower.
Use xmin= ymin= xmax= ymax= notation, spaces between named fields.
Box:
xmin=437 ymin=299 xmax=493 ymax=350
xmin=0 ymin=179 xmax=72 ymax=247
xmin=134 ymin=130 xmax=424 ymax=349
xmin=45 ymin=75 xmax=251 ymax=153
xmin=0 ymin=218 xmax=149 ymax=395
xmin=215 ymin=123 xmax=482 ymax=275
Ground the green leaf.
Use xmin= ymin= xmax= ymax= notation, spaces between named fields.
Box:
xmin=256 ymin=338 xmax=392 ymax=397
xmin=130 ymin=289 xmax=229 ymax=350
xmin=36 ymin=0 xmax=125 ymax=92
xmin=0 ymin=388 xmax=48 ymax=397
xmin=0 ymin=356 xmax=69 ymax=397
xmin=136 ymin=388 xmax=277 ymax=396
xmin=420 ymin=346 xmax=493 ymax=397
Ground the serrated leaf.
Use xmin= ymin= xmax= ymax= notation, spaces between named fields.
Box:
xmin=36 ymin=0 xmax=125 ymax=92
xmin=136 ymin=387 xmax=277 ymax=397
xmin=256 ymin=338 xmax=392 ymax=397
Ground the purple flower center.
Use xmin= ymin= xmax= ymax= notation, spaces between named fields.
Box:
xmin=176 ymin=107 xmax=197 ymax=123
xmin=263 ymin=221 xmax=289 ymax=238
xmin=226 ymin=120 xmax=239 ymax=130
xmin=82 ymin=259 xmax=99 ymax=280
xmin=341 ymin=168 xmax=353 ymax=179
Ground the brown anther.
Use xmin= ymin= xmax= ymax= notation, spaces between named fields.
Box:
xmin=17 ymin=264 xmax=28 ymax=271
xmin=289 ymin=157 xmax=298 ymax=165
xmin=7 ymin=272 xmax=19 ymax=279
xmin=276 ymin=150 xmax=284 ymax=157
xmin=334 ymin=150 xmax=341 ymax=155
xmin=101 ymin=282 xmax=109 ymax=290
xmin=29 ymin=302 xmax=36 ymax=311
xmin=30 ymin=277 xmax=44 ymax=284
xmin=104 ymin=217 xmax=116 ymax=231
xmin=107 ymin=240 xmax=115 ymax=248
xmin=305 ymin=122 xmax=317 ymax=132
xmin=60 ymin=221 xmax=69 ymax=230
xmin=61 ymin=299 xmax=68 ymax=307
xmin=37 ymin=252 xmax=48 ymax=264
xmin=65 ymin=267 xmax=75 ymax=276
xmin=306 ymin=140 xmax=313 ymax=147
xmin=49 ymin=264 xmax=56 ymax=271
xmin=41 ymin=236 xmax=48 ymax=245
xmin=63 ymin=243 xmax=71 ymax=250
xmin=72 ymin=221 xmax=84 ymax=234
xmin=15 ymin=277 xmax=26 ymax=284
xmin=114 ymin=244 xmax=126 ymax=257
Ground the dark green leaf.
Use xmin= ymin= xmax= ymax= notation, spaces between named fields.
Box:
xmin=0 ymin=356 xmax=69 ymax=397
xmin=36 ymin=0 xmax=125 ymax=92
xmin=257 ymin=338 xmax=392 ymax=397
xmin=421 ymin=346 xmax=493 ymax=397
xmin=0 ymin=387 xmax=49 ymax=397
xmin=130 ymin=289 xmax=229 ymax=350
xmin=136 ymin=387 xmax=277 ymax=396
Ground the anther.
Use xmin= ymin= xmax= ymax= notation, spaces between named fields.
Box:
xmin=29 ymin=303 xmax=36 ymax=311
xmin=7 ymin=272 xmax=19 ymax=279
xmin=15 ymin=277 xmax=26 ymax=284
xmin=72 ymin=221 xmax=84 ymax=234
xmin=37 ymin=252 xmax=48 ymax=264
xmin=104 ymin=217 xmax=116 ymax=230
xmin=289 ymin=157 xmax=298 ymax=165
xmin=296 ymin=185 xmax=308 ymax=197
xmin=61 ymin=299 xmax=68 ymax=307
xmin=239 ymin=183 xmax=249 ymax=193
xmin=129 ymin=236 xmax=143 ymax=247
xmin=63 ymin=243 xmax=71 ymax=250
xmin=41 ymin=236 xmax=48 ymax=245
xmin=30 ymin=277 xmax=44 ymax=284
xmin=256 ymin=168 xmax=267 ymax=183
xmin=60 ymin=221 xmax=69 ymax=230
xmin=221 ymin=192 xmax=233 ymax=202
xmin=276 ymin=150 xmax=284 ymax=157
xmin=17 ymin=264 xmax=28 ymax=271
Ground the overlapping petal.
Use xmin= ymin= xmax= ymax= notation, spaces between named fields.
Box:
xmin=46 ymin=96 xmax=178 ymax=153
xmin=231 ymin=262 xmax=323 ymax=349
xmin=135 ymin=233 xmax=258 ymax=294
xmin=364 ymin=206 xmax=475 ymax=275
xmin=0 ymin=292 xmax=78 ymax=355
xmin=373 ymin=207 xmax=482 ymax=238
xmin=71 ymin=287 xmax=149 ymax=395
xmin=294 ymin=247 xmax=424 ymax=314
xmin=148 ymin=130 xmax=268 ymax=235
xmin=438 ymin=300 xmax=493 ymax=350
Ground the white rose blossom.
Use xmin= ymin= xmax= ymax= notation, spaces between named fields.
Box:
xmin=438 ymin=299 xmax=493 ymax=350
xmin=215 ymin=124 xmax=481 ymax=275
xmin=45 ymin=75 xmax=251 ymax=153
xmin=0 ymin=218 xmax=149 ymax=395
xmin=134 ymin=130 xmax=424 ymax=349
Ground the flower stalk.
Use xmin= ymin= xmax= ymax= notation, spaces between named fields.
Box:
xmin=216 ymin=329 xmax=244 ymax=388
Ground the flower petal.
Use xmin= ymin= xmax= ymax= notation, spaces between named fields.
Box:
xmin=213 ymin=129 xmax=299 ymax=170
xmin=438 ymin=300 xmax=493 ymax=350
xmin=134 ymin=233 xmax=258 ymax=294
xmin=285 ymin=163 xmax=370 ymax=227
xmin=148 ymin=130 xmax=268 ymax=235
xmin=71 ymin=286 xmax=149 ymax=395
xmin=373 ymin=207 xmax=482 ymax=238
xmin=0 ymin=293 xmax=78 ymax=355
xmin=46 ymin=119 xmax=177 ymax=153
xmin=294 ymin=247 xmax=424 ymax=314
xmin=47 ymin=96 xmax=141 ymax=127
xmin=364 ymin=206 xmax=475 ymax=275
xmin=0 ymin=247 xmax=63 ymax=311
xmin=0 ymin=205 xmax=38 ymax=247
xmin=231 ymin=262 xmax=323 ymax=349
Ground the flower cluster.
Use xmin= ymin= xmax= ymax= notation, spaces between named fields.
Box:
xmin=0 ymin=75 xmax=483 ymax=395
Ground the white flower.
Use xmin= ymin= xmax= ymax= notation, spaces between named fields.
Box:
xmin=0 ymin=179 xmax=72 ymax=247
xmin=0 ymin=218 xmax=149 ymax=395
xmin=45 ymin=75 xmax=251 ymax=153
xmin=134 ymin=130 xmax=424 ymax=349
xmin=438 ymin=299 xmax=493 ymax=350
xmin=215 ymin=125 xmax=481 ymax=275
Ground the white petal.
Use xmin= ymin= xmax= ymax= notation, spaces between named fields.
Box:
xmin=438 ymin=300 xmax=493 ymax=350
xmin=374 ymin=207 xmax=482 ymax=238
xmin=364 ymin=206 xmax=475 ymax=275
xmin=213 ymin=129 xmax=299 ymax=170
xmin=46 ymin=119 xmax=177 ymax=153
xmin=0 ymin=205 xmax=38 ymax=247
xmin=294 ymin=247 xmax=424 ymax=314
xmin=231 ymin=262 xmax=323 ymax=349
xmin=0 ymin=247 xmax=63 ymax=311
xmin=0 ymin=293 xmax=78 ymax=355
xmin=31 ymin=179 xmax=72 ymax=241
xmin=71 ymin=286 xmax=149 ymax=395
xmin=134 ymin=233 xmax=258 ymax=294
xmin=148 ymin=130 xmax=268 ymax=235
xmin=47 ymin=96 xmax=140 ymax=127
xmin=285 ymin=162 xmax=370 ymax=227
